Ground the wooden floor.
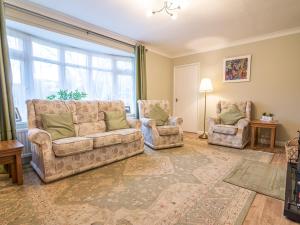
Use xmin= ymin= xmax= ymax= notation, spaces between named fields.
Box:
xmin=184 ymin=132 xmax=299 ymax=225
xmin=243 ymin=148 xmax=298 ymax=225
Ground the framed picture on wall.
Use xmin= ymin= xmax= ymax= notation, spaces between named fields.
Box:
xmin=223 ymin=55 xmax=251 ymax=82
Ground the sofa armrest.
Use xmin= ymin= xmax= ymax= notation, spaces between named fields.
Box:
xmin=168 ymin=116 xmax=183 ymax=126
xmin=127 ymin=118 xmax=141 ymax=129
xmin=236 ymin=118 xmax=250 ymax=129
xmin=140 ymin=118 xmax=156 ymax=128
xmin=28 ymin=128 xmax=52 ymax=146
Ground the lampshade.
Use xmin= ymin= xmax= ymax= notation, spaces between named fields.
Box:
xmin=199 ymin=78 xmax=213 ymax=92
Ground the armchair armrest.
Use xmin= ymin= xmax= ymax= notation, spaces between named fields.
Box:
xmin=208 ymin=117 xmax=220 ymax=134
xmin=208 ymin=117 xmax=220 ymax=126
xmin=140 ymin=118 xmax=156 ymax=128
xmin=28 ymin=128 xmax=52 ymax=146
xmin=168 ymin=116 xmax=183 ymax=126
xmin=236 ymin=118 xmax=250 ymax=129
xmin=127 ymin=118 xmax=141 ymax=129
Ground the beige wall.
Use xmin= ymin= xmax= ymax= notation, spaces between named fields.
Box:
xmin=173 ymin=33 xmax=300 ymax=143
xmin=146 ymin=50 xmax=173 ymax=111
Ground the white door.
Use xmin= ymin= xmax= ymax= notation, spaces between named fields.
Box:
xmin=174 ymin=64 xmax=199 ymax=132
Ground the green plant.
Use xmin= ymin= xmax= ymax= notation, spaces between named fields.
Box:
xmin=47 ymin=89 xmax=88 ymax=101
xmin=262 ymin=112 xmax=274 ymax=117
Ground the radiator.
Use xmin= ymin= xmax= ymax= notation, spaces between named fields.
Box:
xmin=16 ymin=129 xmax=32 ymax=157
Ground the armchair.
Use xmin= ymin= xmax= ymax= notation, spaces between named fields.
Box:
xmin=138 ymin=100 xmax=184 ymax=149
xmin=208 ymin=101 xmax=252 ymax=149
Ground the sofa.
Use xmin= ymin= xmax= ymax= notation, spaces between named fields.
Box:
xmin=208 ymin=101 xmax=252 ymax=149
xmin=27 ymin=99 xmax=144 ymax=183
xmin=137 ymin=100 xmax=184 ymax=149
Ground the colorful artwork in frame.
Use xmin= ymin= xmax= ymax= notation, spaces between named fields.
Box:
xmin=223 ymin=55 xmax=251 ymax=82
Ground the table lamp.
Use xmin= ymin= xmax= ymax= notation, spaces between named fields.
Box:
xmin=199 ymin=78 xmax=213 ymax=139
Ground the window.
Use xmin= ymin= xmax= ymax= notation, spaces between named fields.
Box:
xmin=7 ymin=28 xmax=136 ymax=125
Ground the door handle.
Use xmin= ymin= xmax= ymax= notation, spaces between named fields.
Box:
xmin=176 ymin=98 xmax=178 ymax=102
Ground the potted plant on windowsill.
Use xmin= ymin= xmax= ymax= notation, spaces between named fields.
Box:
xmin=261 ymin=112 xmax=274 ymax=122
xmin=47 ymin=89 xmax=88 ymax=101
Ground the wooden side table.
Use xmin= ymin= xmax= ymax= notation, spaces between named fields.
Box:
xmin=250 ymin=120 xmax=279 ymax=150
xmin=0 ymin=140 xmax=24 ymax=185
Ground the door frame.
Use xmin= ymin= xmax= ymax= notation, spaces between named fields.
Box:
xmin=173 ymin=62 xmax=201 ymax=132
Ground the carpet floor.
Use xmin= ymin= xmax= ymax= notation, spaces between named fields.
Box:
xmin=224 ymin=159 xmax=286 ymax=200
xmin=0 ymin=139 xmax=274 ymax=225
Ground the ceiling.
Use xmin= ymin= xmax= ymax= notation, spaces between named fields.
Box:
xmin=22 ymin=0 xmax=300 ymax=57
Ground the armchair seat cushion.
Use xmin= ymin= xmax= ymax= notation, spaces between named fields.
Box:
xmin=157 ymin=125 xmax=180 ymax=136
xmin=112 ymin=128 xmax=142 ymax=144
xmin=85 ymin=132 xmax=122 ymax=148
xmin=213 ymin=125 xmax=238 ymax=135
xmin=52 ymin=137 xmax=93 ymax=157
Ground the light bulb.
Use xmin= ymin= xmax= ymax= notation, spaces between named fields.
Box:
xmin=171 ymin=13 xmax=178 ymax=20
xmin=146 ymin=10 xmax=153 ymax=17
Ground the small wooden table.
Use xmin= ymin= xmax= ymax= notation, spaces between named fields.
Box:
xmin=250 ymin=120 xmax=279 ymax=150
xmin=0 ymin=140 xmax=24 ymax=185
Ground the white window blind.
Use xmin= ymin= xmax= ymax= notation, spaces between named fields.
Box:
xmin=7 ymin=28 xmax=136 ymax=125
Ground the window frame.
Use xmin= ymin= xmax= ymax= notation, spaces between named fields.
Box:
xmin=7 ymin=27 xmax=136 ymax=128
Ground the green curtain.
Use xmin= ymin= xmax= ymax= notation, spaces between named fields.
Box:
xmin=135 ymin=45 xmax=147 ymax=118
xmin=0 ymin=0 xmax=16 ymax=141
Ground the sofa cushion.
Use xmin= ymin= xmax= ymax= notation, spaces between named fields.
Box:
xmin=213 ymin=125 xmax=238 ymax=135
xmin=52 ymin=137 xmax=93 ymax=157
xmin=149 ymin=104 xmax=169 ymax=126
xmin=74 ymin=101 xmax=99 ymax=123
xmin=85 ymin=132 xmax=122 ymax=148
xmin=41 ymin=113 xmax=75 ymax=140
xmin=105 ymin=111 xmax=129 ymax=131
xmin=219 ymin=104 xmax=245 ymax=125
xmin=112 ymin=128 xmax=142 ymax=143
xmin=157 ymin=125 xmax=180 ymax=136
xmin=75 ymin=121 xmax=106 ymax=136
xmin=32 ymin=99 xmax=75 ymax=128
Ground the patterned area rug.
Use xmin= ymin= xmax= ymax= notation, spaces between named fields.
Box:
xmin=0 ymin=139 xmax=273 ymax=225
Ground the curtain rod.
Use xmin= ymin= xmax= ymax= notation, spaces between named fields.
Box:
xmin=4 ymin=2 xmax=137 ymax=49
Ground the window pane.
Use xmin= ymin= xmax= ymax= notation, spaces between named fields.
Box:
xmin=65 ymin=50 xmax=87 ymax=66
xmin=10 ymin=59 xmax=22 ymax=84
xmin=117 ymin=75 xmax=134 ymax=112
xmin=7 ymin=36 xmax=23 ymax=51
xmin=32 ymin=41 xmax=59 ymax=61
xmin=92 ymin=56 xmax=112 ymax=70
xmin=10 ymin=59 xmax=27 ymax=122
xmin=116 ymin=60 xmax=133 ymax=71
xmin=33 ymin=61 xmax=60 ymax=99
xmin=33 ymin=61 xmax=59 ymax=81
xmin=65 ymin=66 xmax=88 ymax=92
xmin=91 ymin=70 xmax=113 ymax=100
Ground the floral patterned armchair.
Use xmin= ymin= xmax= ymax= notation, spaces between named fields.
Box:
xmin=137 ymin=100 xmax=184 ymax=149
xmin=208 ymin=101 xmax=252 ymax=149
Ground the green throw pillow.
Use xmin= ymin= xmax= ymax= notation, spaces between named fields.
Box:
xmin=219 ymin=104 xmax=245 ymax=125
xmin=41 ymin=113 xmax=75 ymax=140
xmin=105 ymin=111 xmax=129 ymax=131
xmin=149 ymin=104 xmax=169 ymax=126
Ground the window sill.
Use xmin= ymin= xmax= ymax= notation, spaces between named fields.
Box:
xmin=16 ymin=122 xmax=28 ymax=131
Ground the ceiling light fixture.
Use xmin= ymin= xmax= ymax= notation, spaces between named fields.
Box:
xmin=148 ymin=1 xmax=181 ymax=19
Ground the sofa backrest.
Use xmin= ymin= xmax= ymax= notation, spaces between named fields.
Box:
xmin=26 ymin=99 xmax=125 ymax=136
xmin=216 ymin=100 xmax=252 ymax=120
xmin=137 ymin=100 xmax=170 ymax=118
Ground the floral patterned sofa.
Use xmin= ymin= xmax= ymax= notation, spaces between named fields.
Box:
xmin=27 ymin=99 xmax=144 ymax=183
xmin=137 ymin=100 xmax=184 ymax=149
xmin=208 ymin=101 xmax=252 ymax=149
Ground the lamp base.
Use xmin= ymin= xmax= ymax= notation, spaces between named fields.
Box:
xmin=199 ymin=132 xmax=208 ymax=139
